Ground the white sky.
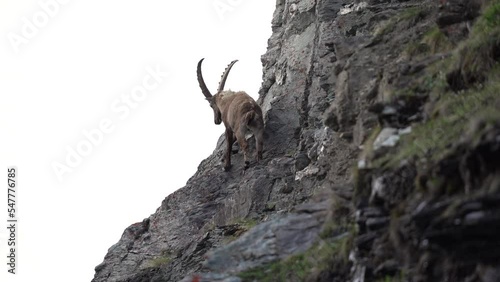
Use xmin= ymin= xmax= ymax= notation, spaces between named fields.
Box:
xmin=0 ymin=1 xmax=275 ymax=281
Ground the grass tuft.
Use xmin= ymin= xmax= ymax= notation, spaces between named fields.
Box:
xmin=238 ymin=236 xmax=352 ymax=282
xmin=405 ymin=26 xmax=452 ymax=57
xmin=447 ymin=0 xmax=500 ymax=90
xmin=422 ymin=26 xmax=453 ymax=54
xmin=145 ymin=255 xmax=172 ymax=268
xmin=377 ymin=68 xmax=500 ymax=168
xmin=369 ymin=0 xmax=500 ymax=169
xmin=374 ymin=6 xmax=428 ymax=38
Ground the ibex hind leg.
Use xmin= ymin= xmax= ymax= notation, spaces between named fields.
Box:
xmin=247 ymin=118 xmax=264 ymax=162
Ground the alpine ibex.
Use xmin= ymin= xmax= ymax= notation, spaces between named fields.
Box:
xmin=197 ymin=58 xmax=264 ymax=171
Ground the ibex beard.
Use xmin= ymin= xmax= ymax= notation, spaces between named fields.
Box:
xmin=197 ymin=58 xmax=264 ymax=171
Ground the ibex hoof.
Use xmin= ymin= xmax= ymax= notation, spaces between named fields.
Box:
xmin=223 ymin=164 xmax=232 ymax=172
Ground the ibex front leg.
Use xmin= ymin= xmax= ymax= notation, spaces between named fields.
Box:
xmin=224 ymin=128 xmax=234 ymax=171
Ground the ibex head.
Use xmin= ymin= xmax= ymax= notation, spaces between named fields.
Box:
xmin=197 ymin=58 xmax=238 ymax=125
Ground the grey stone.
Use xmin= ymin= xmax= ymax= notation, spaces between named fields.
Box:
xmin=464 ymin=211 xmax=486 ymax=226
xmin=373 ymin=128 xmax=399 ymax=150
xmin=203 ymin=212 xmax=324 ymax=274
xmin=366 ymin=217 xmax=390 ymax=231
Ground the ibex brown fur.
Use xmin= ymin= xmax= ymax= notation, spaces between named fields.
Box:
xmin=197 ymin=58 xmax=264 ymax=171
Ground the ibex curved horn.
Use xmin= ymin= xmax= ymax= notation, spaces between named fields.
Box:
xmin=217 ymin=60 xmax=238 ymax=93
xmin=197 ymin=58 xmax=213 ymax=99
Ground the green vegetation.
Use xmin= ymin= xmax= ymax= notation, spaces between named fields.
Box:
xmin=473 ymin=1 xmax=500 ymax=32
xmin=235 ymin=218 xmax=258 ymax=230
xmin=376 ymin=272 xmax=406 ymax=282
xmin=378 ymin=69 xmax=500 ymax=168
xmin=360 ymin=125 xmax=382 ymax=161
xmin=238 ymin=236 xmax=352 ymax=282
xmin=405 ymin=42 xmax=431 ymax=57
xmin=406 ymin=26 xmax=453 ymax=57
xmin=145 ymin=254 xmax=172 ymax=268
xmin=369 ymin=0 xmax=500 ymax=169
xmin=449 ymin=0 xmax=500 ymax=88
xmin=203 ymin=217 xmax=258 ymax=237
xmin=285 ymin=148 xmax=297 ymax=157
xmin=238 ymin=193 xmax=355 ymax=282
xmin=374 ymin=6 xmax=428 ymax=37
xmin=423 ymin=26 xmax=453 ymax=54
xmin=222 ymin=218 xmax=259 ymax=244
xmin=399 ymin=7 xmax=426 ymax=22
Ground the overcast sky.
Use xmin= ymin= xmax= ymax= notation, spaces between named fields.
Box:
xmin=0 ymin=1 xmax=275 ymax=281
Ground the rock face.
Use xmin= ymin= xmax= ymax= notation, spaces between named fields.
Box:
xmin=93 ymin=0 xmax=500 ymax=281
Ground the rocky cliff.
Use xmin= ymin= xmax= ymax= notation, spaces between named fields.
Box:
xmin=92 ymin=0 xmax=500 ymax=281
